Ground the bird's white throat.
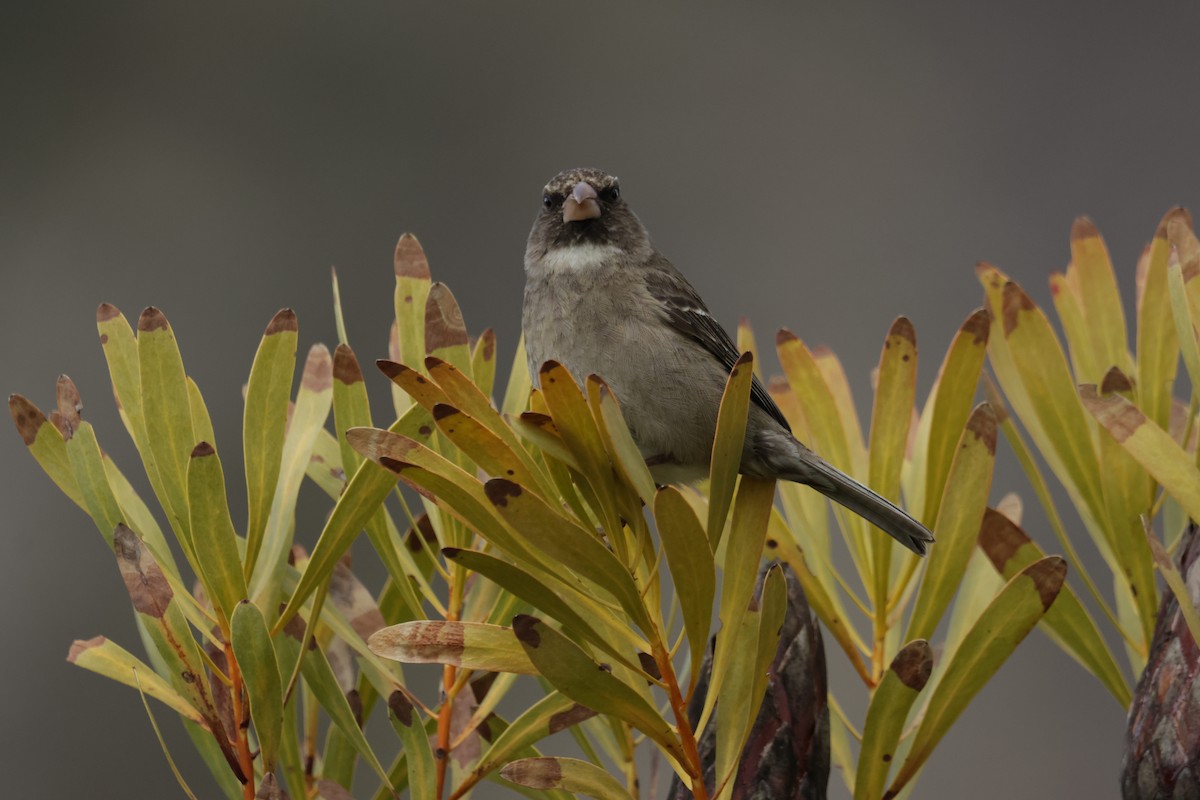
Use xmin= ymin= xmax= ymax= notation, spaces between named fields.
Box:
xmin=539 ymin=243 xmax=623 ymax=273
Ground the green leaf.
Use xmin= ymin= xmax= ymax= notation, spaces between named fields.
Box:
xmin=594 ymin=379 xmax=658 ymax=507
xmin=472 ymin=693 xmax=597 ymax=786
xmin=250 ymin=344 xmax=333 ymax=602
xmin=63 ymin=414 xmax=124 ymax=547
xmin=707 ymin=352 xmax=755 ymax=548
xmin=472 ymin=328 xmax=499 ymax=400
xmin=230 ymin=600 xmax=284 ymax=770
xmin=9 ymin=394 xmax=85 ymax=509
xmin=502 ymin=333 xmax=533 ymax=416
xmin=854 ymin=640 xmax=933 ymax=800
xmin=425 ymin=282 xmax=472 ymax=376
xmin=1069 ymin=217 xmax=1132 ymax=381
xmin=392 ymin=233 xmax=432 ymax=414
xmin=701 ymin=475 xmax=775 ymax=734
xmin=978 ymin=508 xmax=1130 ymax=707
xmin=187 ymin=442 xmax=248 ymax=624
xmin=137 ymin=307 xmax=196 ymax=536
xmin=653 ymin=487 xmax=715 ymax=686
xmin=905 ymin=404 xmax=996 ymax=642
xmin=867 ymin=317 xmax=917 ymax=616
xmin=386 ymin=691 xmax=436 ymax=799
xmin=67 ymin=636 xmax=205 ymax=725
xmin=512 ymin=615 xmax=686 ymax=768
xmin=443 ymin=548 xmax=649 ymax=668
xmin=1136 ymin=210 xmax=1183 ymax=432
xmin=1080 ymin=386 xmax=1200 ymax=530
xmin=368 ymin=620 xmax=537 ymax=674
xmin=915 ymin=308 xmax=990 ymax=526
xmin=501 ymin=757 xmax=632 ymax=800
xmin=887 ymin=557 xmax=1066 ymax=795
xmin=243 ymin=309 xmax=298 ymax=576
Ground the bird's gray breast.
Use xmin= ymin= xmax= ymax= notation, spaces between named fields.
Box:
xmin=522 ymin=255 xmax=726 ymax=477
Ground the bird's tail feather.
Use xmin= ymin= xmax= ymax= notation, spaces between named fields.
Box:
xmin=779 ymin=448 xmax=934 ymax=556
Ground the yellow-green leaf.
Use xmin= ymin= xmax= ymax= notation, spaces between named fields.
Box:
xmin=888 ymin=557 xmax=1065 ymax=795
xmin=138 ymin=307 xmax=195 ymax=535
xmin=512 ymin=615 xmax=686 ymax=768
xmin=654 ymin=487 xmax=716 ymax=686
xmin=854 ymin=640 xmax=932 ymax=800
xmin=1136 ymin=210 xmax=1183 ymax=432
xmin=9 ymin=394 xmax=85 ymax=509
xmin=707 ymin=352 xmax=755 ymax=548
xmin=978 ymin=508 xmax=1130 ymax=707
xmin=369 ymin=620 xmax=537 ymax=674
xmin=387 ymin=691 xmax=436 ymax=799
xmin=906 ymin=404 xmax=996 ymax=642
xmin=501 ymin=757 xmax=632 ymax=800
xmin=425 ymin=282 xmax=472 ymax=376
xmin=1069 ymin=217 xmax=1131 ymax=380
xmin=187 ymin=442 xmax=247 ymax=624
xmin=472 ymin=328 xmax=498 ymax=400
xmin=67 ymin=636 xmax=205 ymax=725
xmin=230 ymin=600 xmax=284 ymax=770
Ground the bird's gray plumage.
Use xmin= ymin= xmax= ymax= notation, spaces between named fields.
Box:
xmin=522 ymin=167 xmax=934 ymax=555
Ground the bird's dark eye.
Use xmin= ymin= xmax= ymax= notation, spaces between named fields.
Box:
xmin=542 ymin=194 xmax=553 ymax=209
xmin=600 ymin=185 xmax=620 ymax=203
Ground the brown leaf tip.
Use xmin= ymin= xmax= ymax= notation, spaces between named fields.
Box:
xmin=961 ymin=308 xmax=991 ymax=346
xmin=394 ymin=233 xmax=431 ymax=279
xmin=1028 ymin=556 xmax=1067 ymax=611
xmin=96 ymin=303 xmax=121 ymax=323
xmin=1070 ymin=216 xmax=1100 ymax=241
xmin=376 ymin=359 xmax=407 ymax=381
xmin=301 ymin=344 xmax=333 ymax=392
xmin=889 ymin=316 xmax=917 ymax=346
xmin=485 ymin=478 xmax=522 ymax=507
xmin=512 ymin=614 xmax=541 ymax=647
xmin=479 ymin=328 xmax=496 ymax=361
xmin=1000 ymin=281 xmax=1036 ymax=337
xmin=965 ymin=403 xmax=997 ymax=455
xmin=378 ymin=456 xmax=408 ymax=473
xmin=1157 ymin=206 xmax=1193 ymax=239
xmin=137 ymin=306 xmax=170 ymax=333
xmin=387 ymin=690 xmax=414 ymax=727
xmin=191 ymin=441 xmax=216 ymax=458
xmin=978 ymin=507 xmax=1031 ymax=571
xmin=1099 ymin=367 xmax=1134 ymax=395
xmin=548 ymin=703 xmax=597 ymax=734
xmin=890 ymin=639 xmax=933 ymax=691
xmin=9 ymin=394 xmax=47 ymax=445
xmin=432 ymin=403 xmax=459 ymax=421
xmin=775 ymin=327 xmax=798 ymax=346
xmin=67 ymin=635 xmax=106 ymax=663
xmin=55 ymin=375 xmax=83 ymax=437
xmin=637 ymin=652 xmax=662 ymax=680
xmin=265 ymin=308 xmax=298 ymax=336
xmin=425 ymin=284 xmax=468 ymax=352
xmin=333 ymin=344 xmax=364 ymax=385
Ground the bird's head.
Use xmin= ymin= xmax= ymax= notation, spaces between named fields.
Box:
xmin=525 ymin=168 xmax=652 ymax=267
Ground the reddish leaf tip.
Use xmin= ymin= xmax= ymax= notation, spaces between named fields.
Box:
xmin=96 ymin=303 xmax=121 ymax=323
xmin=393 ymin=233 xmax=431 ymax=279
xmin=376 ymin=359 xmax=405 ymax=380
xmin=9 ymin=393 xmax=46 ymax=446
xmin=889 ymin=316 xmax=917 ymax=346
xmin=265 ymin=308 xmax=298 ymax=335
xmin=137 ymin=306 xmax=169 ymax=333
xmin=966 ymin=403 xmax=998 ymax=455
xmin=332 ymin=344 xmax=364 ymax=385
xmin=191 ymin=441 xmax=216 ymax=458
xmin=424 ymin=283 xmax=468 ymax=352
xmin=1070 ymin=215 xmax=1100 ymax=241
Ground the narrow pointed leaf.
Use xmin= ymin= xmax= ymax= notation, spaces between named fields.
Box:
xmin=854 ymin=640 xmax=933 ymax=800
xmin=594 ymin=379 xmax=658 ymax=506
xmin=474 ymin=693 xmax=596 ymax=783
xmin=906 ymin=404 xmax=996 ymax=642
xmin=369 ymin=621 xmax=537 ymax=674
xmin=501 ymin=757 xmax=632 ymax=800
xmin=1136 ymin=211 xmax=1183 ymax=432
xmin=387 ymin=691 xmax=436 ymax=798
xmin=138 ymin=307 xmax=195 ymax=533
xmin=888 ymin=557 xmax=1066 ymax=795
xmin=978 ymin=508 xmax=1130 ymax=706
xmin=9 ymin=394 xmax=85 ymax=509
xmin=231 ymin=600 xmax=284 ymax=770
xmin=67 ymin=636 xmax=205 ymax=725
xmin=187 ymin=443 xmax=248 ymax=624
xmin=244 ymin=309 xmax=298 ymax=571
xmin=393 ymin=233 xmax=432 ymax=375
xmin=471 ymin=328 xmax=498 ymax=400
xmin=512 ymin=615 xmax=686 ymax=766
xmin=1070 ymin=217 xmax=1131 ymax=380
xmin=502 ymin=334 xmax=533 ymax=416
xmin=425 ymin=282 xmax=472 ymax=375
xmin=654 ymin=487 xmax=715 ymax=682
xmin=707 ymin=352 xmax=755 ymax=548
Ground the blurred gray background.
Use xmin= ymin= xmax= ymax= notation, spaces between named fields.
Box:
xmin=4 ymin=2 xmax=1200 ymax=797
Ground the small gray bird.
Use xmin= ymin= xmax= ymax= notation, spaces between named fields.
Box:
xmin=522 ymin=168 xmax=934 ymax=555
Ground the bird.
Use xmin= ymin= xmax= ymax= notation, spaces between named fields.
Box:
xmin=521 ymin=167 xmax=934 ymax=556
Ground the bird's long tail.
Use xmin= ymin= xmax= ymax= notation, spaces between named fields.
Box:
xmin=768 ymin=436 xmax=935 ymax=556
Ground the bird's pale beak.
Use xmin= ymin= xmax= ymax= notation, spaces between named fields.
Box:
xmin=563 ymin=181 xmax=601 ymax=223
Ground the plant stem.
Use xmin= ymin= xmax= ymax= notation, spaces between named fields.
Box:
xmin=225 ymin=644 xmax=256 ymax=800
xmin=656 ymin=641 xmax=708 ymax=800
